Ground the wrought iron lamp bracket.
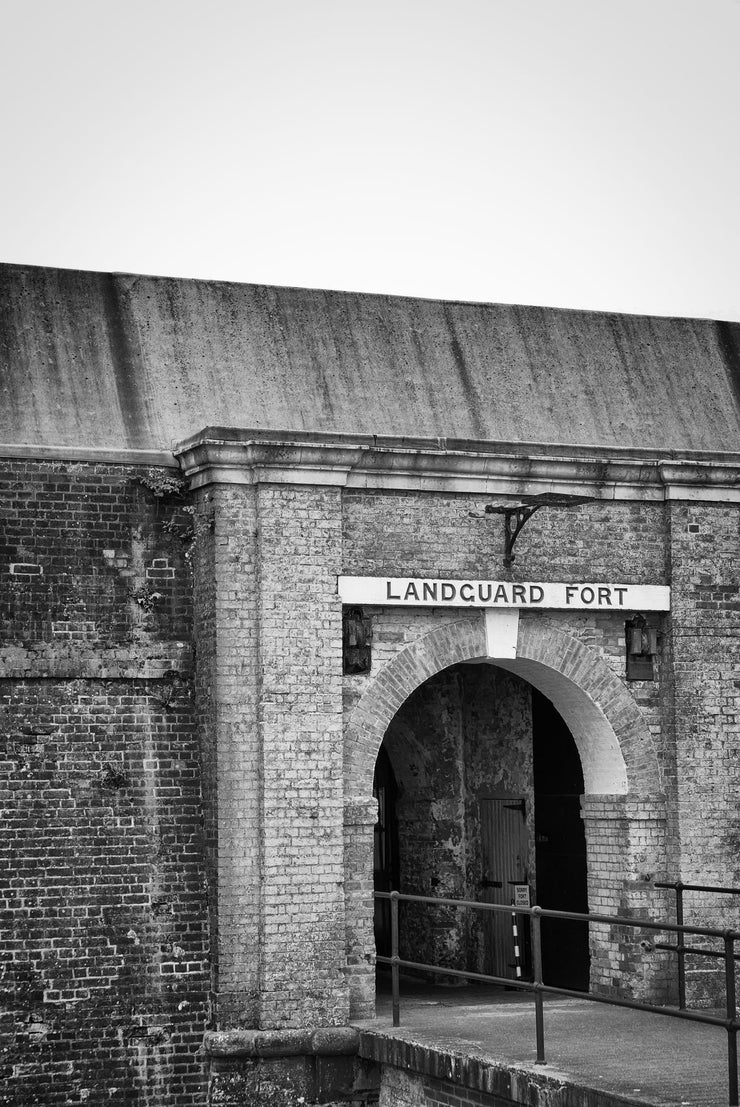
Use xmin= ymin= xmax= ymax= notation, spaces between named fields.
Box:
xmin=485 ymin=503 xmax=543 ymax=567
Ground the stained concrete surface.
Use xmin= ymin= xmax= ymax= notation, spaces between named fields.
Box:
xmin=355 ymin=981 xmax=735 ymax=1106
xmin=4 ymin=263 xmax=740 ymax=454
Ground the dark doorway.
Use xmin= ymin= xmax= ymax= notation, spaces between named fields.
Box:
xmin=371 ymin=668 xmax=590 ymax=995
xmin=373 ymin=746 xmax=399 ymax=959
xmin=479 ymin=796 xmax=530 ymax=980
xmin=533 ymin=689 xmax=590 ymax=990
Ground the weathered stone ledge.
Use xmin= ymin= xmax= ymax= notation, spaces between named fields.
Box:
xmin=204 ymin=1025 xmax=360 ymax=1058
xmin=175 ymin=427 xmax=740 ymax=503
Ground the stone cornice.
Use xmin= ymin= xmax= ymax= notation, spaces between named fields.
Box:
xmin=204 ymin=1026 xmax=359 ymax=1058
xmin=0 ymin=443 xmax=178 ymax=467
xmin=174 ymin=428 xmax=740 ymax=503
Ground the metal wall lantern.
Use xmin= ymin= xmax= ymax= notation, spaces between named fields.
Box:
xmin=343 ymin=606 xmax=373 ymax=674
xmin=626 ymin=614 xmax=658 ymax=681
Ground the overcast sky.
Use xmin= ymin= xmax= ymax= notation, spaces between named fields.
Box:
xmin=2 ymin=0 xmax=739 ymax=320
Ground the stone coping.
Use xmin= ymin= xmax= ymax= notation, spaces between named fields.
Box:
xmin=174 ymin=427 xmax=740 ymax=502
xmin=176 ymin=426 xmax=740 ymax=466
xmin=204 ymin=1026 xmax=360 ymax=1058
xmin=0 ymin=443 xmax=178 ymax=466
xmin=3 ymin=430 xmax=740 ymax=503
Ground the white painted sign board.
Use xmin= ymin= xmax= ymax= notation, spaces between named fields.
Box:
xmin=338 ymin=576 xmax=670 ymax=611
xmin=513 ymin=884 xmax=531 ymax=909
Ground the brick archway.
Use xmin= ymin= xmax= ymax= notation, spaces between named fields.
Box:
xmin=342 ymin=613 xmax=667 ymax=1017
xmin=344 ymin=614 xmax=662 ymax=801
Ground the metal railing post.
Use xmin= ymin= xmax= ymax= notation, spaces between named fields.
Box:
xmin=391 ymin=890 xmax=400 ymax=1027
xmin=725 ymin=931 xmax=738 ymax=1107
xmin=676 ymin=882 xmax=686 ymax=1010
xmin=531 ymin=905 xmax=546 ymax=1065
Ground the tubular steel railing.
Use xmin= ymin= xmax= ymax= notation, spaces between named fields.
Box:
xmin=375 ymin=890 xmax=740 ymax=1107
xmin=654 ymin=881 xmax=740 ymax=1012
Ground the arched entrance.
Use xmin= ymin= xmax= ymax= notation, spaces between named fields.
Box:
xmin=371 ymin=664 xmax=590 ymax=992
xmin=343 ymin=613 xmax=667 ymax=1020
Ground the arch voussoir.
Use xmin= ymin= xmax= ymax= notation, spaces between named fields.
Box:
xmin=344 ymin=613 xmax=662 ymax=799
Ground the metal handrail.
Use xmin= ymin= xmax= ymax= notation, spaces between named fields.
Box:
xmin=375 ymin=889 xmax=740 ymax=1107
xmin=655 ymin=882 xmax=740 ymax=897
xmin=655 ymin=880 xmax=740 ymax=1011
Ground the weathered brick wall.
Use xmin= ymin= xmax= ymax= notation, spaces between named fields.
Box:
xmin=668 ymin=500 xmax=740 ymax=1003
xmin=364 ymin=1037 xmax=563 ymax=1107
xmin=379 ymin=1067 xmax=516 ymax=1107
xmin=1 ymin=459 xmax=209 ymax=1106
xmin=582 ymin=796 xmax=674 ymax=1001
xmin=0 ymin=461 xmax=192 ymax=646
xmin=342 ymin=491 xmax=667 ymax=584
xmin=191 ymin=481 xmax=350 ymax=1049
xmin=255 ymin=485 xmax=348 ymax=1030
xmin=190 ymin=483 xmax=261 ymax=1028
xmin=6 ymin=453 xmax=736 ymax=1107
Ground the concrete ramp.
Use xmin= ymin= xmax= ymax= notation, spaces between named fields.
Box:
xmin=356 ymin=990 xmax=730 ymax=1106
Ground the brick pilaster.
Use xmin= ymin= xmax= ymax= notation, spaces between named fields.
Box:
xmin=582 ymin=794 xmax=672 ymax=1002
xmin=191 ymin=483 xmax=262 ymax=1026
xmin=255 ymin=484 xmax=348 ymax=1028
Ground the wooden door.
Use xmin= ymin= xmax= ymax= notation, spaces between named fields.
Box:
xmin=479 ymin=797 xmax=530 ymax=980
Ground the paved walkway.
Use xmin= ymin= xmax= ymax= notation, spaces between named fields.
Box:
xmin=354 ymin=982 xmax=736 ymax=1107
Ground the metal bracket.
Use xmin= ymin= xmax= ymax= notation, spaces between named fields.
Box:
xmin=472 ymin=492 xmax=597 ymax=568
xmin=485 ymin=504 xmax=543 ymax=568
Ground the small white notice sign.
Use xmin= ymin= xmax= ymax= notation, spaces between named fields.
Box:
xmin=513 ymin=884 xmax=531 ymax=909
xmin=338 ymin=576 xmax=670 ymax=611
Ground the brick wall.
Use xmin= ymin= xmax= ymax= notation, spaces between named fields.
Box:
xmin=1 ymin=459 xmax=209 ymax=1106
xmin=255 ymin=484 xmax=348 ymax=1030
xmin=6 ymin=451 xmax=738 ymax=1105
xmin=668 ymin=500 xmax=740 ymax=1003
xmin=582 ymin=796 xmax=674 ymax=1001
xmin=190 ymin=483 xmax=261 ymax=1028
xmin=379 ymin=1067 xmax=516 ymax=1107
xmin=191 ymin=482 xmax=350 ymax=1040
xmin=342 ymin=491 xmax=667 ymax=584
xmin=0 ymin=461 xmax=192 ymax=646
xmin=361 ymin=1034 xmax=570 ymax=1107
